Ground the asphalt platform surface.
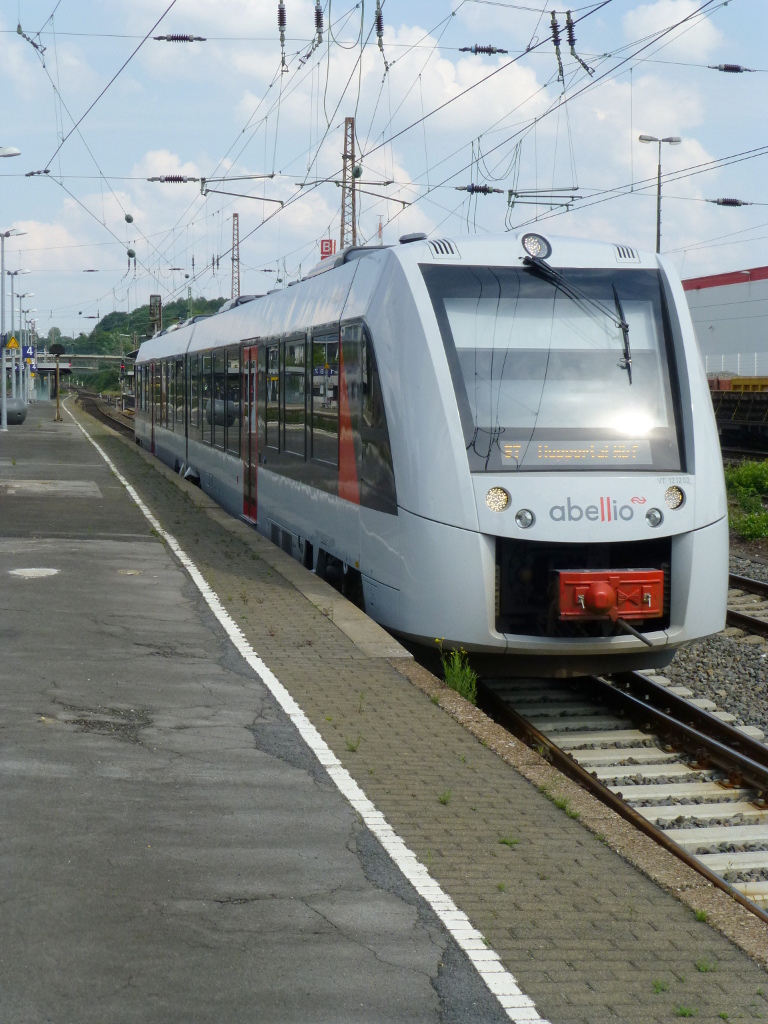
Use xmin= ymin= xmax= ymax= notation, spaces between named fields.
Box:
xmin=1 ymin=398 xmax=768 ymax=1024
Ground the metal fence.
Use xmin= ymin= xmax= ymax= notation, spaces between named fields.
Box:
xmin=704 ymin=353 xmax=768 ymax=376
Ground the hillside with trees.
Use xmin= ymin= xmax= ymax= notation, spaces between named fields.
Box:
xmin=45 ymin=296 xmax=225 ymax=391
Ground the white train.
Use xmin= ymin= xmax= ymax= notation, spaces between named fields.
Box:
xmin=134 ymin=232 xmax=728 ymax=676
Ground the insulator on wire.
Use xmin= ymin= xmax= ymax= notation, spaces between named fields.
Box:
xmin=375 ymin=0 xmax=390 ymax=73
xmin=458 ymin=44 xmax=508 ymax=55
xmin=550 ymin=12 xmax=564 ymax=83
xmin=278 ymin=2 xmax=286 ymax=71
xmin=564 ymin=11 xmax=594 ymax=75
xmin=455 ymin=183 xmax=503 ymax=195
xmin=147 ymin=174 xmax=199 ymax=183
xmin=216 ymin=256 xmax=220 ymax=270
xmin=315 ymin=0 xmax=323 ymax=43
xmin=708 ymin=197 xmax=752 ymax=206
xmin=153 ymin=34 xmax=206 ymax=42
xmin=192 ymin=256 xmax=195 ymax=271
xmin=709 ymin=63 xmax=754 ymax=73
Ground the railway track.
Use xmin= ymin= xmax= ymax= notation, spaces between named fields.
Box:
xmin=479 ymin=671 xmax=768 ymax=923
xmin=75 ymin=390 xmax=134 ymax=438
xmin=727 ymin=573 xmax=768 ymax=638
xmin=720 ymin=446 xmax=768 ymax=462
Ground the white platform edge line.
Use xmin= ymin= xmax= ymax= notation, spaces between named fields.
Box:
xmin=65 ymin=403 xmax=550 ymax=1024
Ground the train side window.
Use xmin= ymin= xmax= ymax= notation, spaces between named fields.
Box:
xmin=360 ymin=325 xmax=397 ymax=513
xmin=160 ymin=361 xmax=167 ymax=427
xmin=213 ymin=348 xmax=226 ymax=450
xmin=175 ymin=359 xmax=184 ymax=424
xmin=311 ymin=331 xmax=339 ymax=466
xmin=258 ymin=345 xmax=267 ymax=454
xmin=283 ymin=336 xmax=306 ymax=457
xmin=265 ymin=343 xmax=280 ymax=450
xmin=154 ymin=363 xmax=161 ymax=422
xmin=168 ymin=360 xmax=175 ymax=431
xmin=202 ymin=352 xmax=212 ymax=445
xmin=227 ymin=348 xmax=241 ymax=457
xmin=189 ymin=354 xmax=199 ymax=439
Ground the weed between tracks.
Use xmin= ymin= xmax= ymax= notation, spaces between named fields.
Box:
xmin=435 ymin=640 xmax=477 ymax=705
xmin=725 ymin=460 xmax=768 ymax=539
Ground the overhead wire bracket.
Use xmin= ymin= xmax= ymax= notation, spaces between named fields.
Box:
xmin=16 ymin=22 xmax=46 ymax=65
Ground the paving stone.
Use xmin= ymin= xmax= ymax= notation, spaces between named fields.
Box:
xmin=76 ymin=405 xmax=768 ymax=1024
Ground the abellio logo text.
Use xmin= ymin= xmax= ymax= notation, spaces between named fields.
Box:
xmin=549 ymin=496 xmax=638 ymax=523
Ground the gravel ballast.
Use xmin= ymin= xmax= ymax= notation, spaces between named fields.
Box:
xmin=658 ymin=554 xmax=768 ymax=736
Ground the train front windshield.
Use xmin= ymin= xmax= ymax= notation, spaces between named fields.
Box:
xmin=422 ymin=264 xmax=684 ymax=472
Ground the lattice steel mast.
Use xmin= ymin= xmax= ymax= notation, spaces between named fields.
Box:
xmin=231 ymin=213 xmax=240 ymax=299
xmin=340 ymin=117 xmax=357 ymax=249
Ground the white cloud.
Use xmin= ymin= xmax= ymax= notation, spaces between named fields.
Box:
xmin=623 ymin=0 xmax=724 ymax=61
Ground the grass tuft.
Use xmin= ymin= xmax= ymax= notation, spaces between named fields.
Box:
xmin=725 ymin=460 xmax=768 ymax=538
xmin=435 ymin=639 xmax=477 ymax=704
xmin=344 ymin=735 xmax=361 ymax=752
xmin=695 ymin=959 xmax=716 ymax=973
xmin=438 ymin=790 xmax=452 ymax=805
xmin=652 ymin=980 xmax=669 ymax=994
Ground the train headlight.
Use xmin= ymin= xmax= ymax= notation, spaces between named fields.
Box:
xmin=646 ymin=507 xmax=663 ymax=528
xmin=486 ymin=487 xmax=510 ymax=512
xmin=515 ymin=508 xmax=535 ymax=529
xmin=521 ymin=233 xmax=552 ymax=259
xmin=664 ymin=485 xmax=685 ymax=510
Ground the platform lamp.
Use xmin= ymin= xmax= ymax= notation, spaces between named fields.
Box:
xmin=7 ymin=269 xmax=30 ymax=401
xmin=638 ymin=134 xmax=681 ymax=253
xmin=21 ymin=307 xmax=37 ymax=402
xmin=16 ymin=292 xmax=34 ymax=404
xmin=0 ymin=226 xmax=26 ymax=432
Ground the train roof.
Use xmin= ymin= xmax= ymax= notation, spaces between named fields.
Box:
xmin=135 ymin=231 xmax=661 ymax=364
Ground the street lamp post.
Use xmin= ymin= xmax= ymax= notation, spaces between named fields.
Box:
xmin=0 ymin=145 xmax=20 ymax=431
xmin=7 ymin=270 xmax=31 ymax=400
xmin=639 ymin=134 xmax=681 ymax=253
xmin=21 ymin=306 xmax=36 ymax=402
xmin=16 ymin=292 xmax=34 ymax=404
xmin=0 ymin=230 xmax=27 ymax=430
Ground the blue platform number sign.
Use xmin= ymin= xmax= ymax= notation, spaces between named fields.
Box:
xmin=23 ymin=345 xmax=35 ymax=360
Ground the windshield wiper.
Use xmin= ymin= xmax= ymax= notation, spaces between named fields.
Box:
xmin=522 ymin=255 xmax=632 ymax=385
xmin=612 ymin=284 xmax=632 ymax=384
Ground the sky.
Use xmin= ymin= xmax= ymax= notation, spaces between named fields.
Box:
xmin=1 ymin=0 xmax=767 ymax=340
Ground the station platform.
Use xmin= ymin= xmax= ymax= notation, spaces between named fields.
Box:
xmin=1 ymin=397 xmax=767 ymax=1024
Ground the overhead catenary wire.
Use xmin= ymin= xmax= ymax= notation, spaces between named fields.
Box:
xmin=43 ymin=0 xmax=179 ymax=170
xmin=26 ymin=0 xmax=746 ymax=322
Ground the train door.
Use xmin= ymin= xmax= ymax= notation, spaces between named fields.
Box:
xmin=242 ymin=344 xmax=258 ymax=521
xmin=150 ymin=361 xmax=156 ymax=454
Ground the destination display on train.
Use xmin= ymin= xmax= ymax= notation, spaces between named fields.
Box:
xmin=501 ymin=440 xmax=653 ymax=466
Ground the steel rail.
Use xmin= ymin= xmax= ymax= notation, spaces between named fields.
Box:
xmin=729 ymin=573 xmax=768 ymax=599
xmin=609 ymin=671 xmax=768 ymax=770
xmin=726 ymin=574 xmax=768 ymax=637
xmin=726 ymin=608 xmax=768 ymax=638
xmin=478 ymin=677 xmax=768 ymax=927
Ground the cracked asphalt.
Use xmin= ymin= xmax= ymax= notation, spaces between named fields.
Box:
xmin=0 ymin=402 xmax=506 ymax=1023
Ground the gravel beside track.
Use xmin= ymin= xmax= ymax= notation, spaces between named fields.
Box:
xmin=660 ymin=554 xmax=768 ymax=736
